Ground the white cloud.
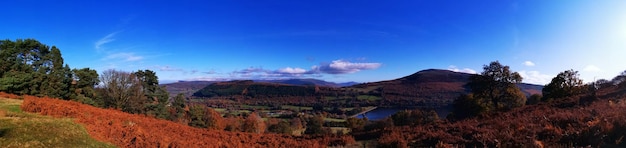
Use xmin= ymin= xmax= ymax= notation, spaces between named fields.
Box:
xmin=518 ymin=70 xmax=553 ymax=85
xmin=523 ymin=61 xmax=535 ymax=67
xmin=316 ymin=60 xmax=382 ymax=74
xmin=583 ymin=65 xmax=601 ymax=72
xmin=277 ymin=67 xmax=307 ymax=74
xmin=228 ymin=60 xmax=382 ymax=79
xmin=447 ymin=65 xmax=477 ymax=74
xmin=103 ymin=52 xmax=144 ymax=62
xmin=95 ymin=32 xmax=119 ymax=50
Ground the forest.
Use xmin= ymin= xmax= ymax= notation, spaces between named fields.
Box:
xmin=2 ymin=38 xmax=626 ymax=147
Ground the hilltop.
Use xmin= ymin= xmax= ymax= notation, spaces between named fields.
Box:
xmin=352 ymin=69 xmax=542 ymax=106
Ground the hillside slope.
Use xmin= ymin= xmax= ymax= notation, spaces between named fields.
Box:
xmin=0 ymin=94 xmax=114 ymax=147
xmin=161 ymin=81 xmax=218 ymax=98
xmin=19 ymin=94 xmax=351 ymax=147
xmin=377 ymin=85 xmax=626 ymax=147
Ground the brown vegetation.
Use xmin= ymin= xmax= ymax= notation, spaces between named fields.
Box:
xmin=20 ymin=94 xmax=354 ymax=147
xmin=0 ymin=92 xmax=20 ymax=99
xmin=377 ymin=88 xmax=626 ymax=147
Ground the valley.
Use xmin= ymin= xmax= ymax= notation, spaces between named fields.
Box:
xmin=161 ymin=69 xmax=544 ymax=138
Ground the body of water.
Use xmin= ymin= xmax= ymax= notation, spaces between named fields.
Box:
xmin=356 ymin=106 xmax=451 ymax=121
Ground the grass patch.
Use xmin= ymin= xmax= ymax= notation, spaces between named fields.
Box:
xmin=324 ymin=118 xmax=346 ymax=122
xmin=357 ymin=95 xmax=381 ymax=101
xmin=329 ymin=127 xmax=350 ymax=135
xmin=281 ymin=105 xmax=313 ymax=111
xmin=211 ymin=108 xmax=227 ymax=112
xmin=0 ymin=97 xmax=115 ymax=148
xmin=240 ymin=105 xmax=271 ymax=110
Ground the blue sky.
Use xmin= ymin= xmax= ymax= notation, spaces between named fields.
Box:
xmin=2 ymin=0 xmax=625 ymax=84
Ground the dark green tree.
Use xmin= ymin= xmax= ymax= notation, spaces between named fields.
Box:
xmin=390 ymin=109 xmax=438 ymax=126
xmin=304 ymin=115 xmax=327 ymax=135
xmin=188 ymin=105 xmax=207 ymax=128
xmin=72 ymin=68 xmax=100 ymax=105
xmin=542 ymin=69 xmax=584 ymax=101
xmin=0 ymin=39 xmax=73 ymax=97
xmin=454 ymin=61 xmax=526 ymax=118
xmin=267 ymin=119 xmax=294 ymax=134
xmin=169 ymin=93 xmax=187 ymax=122
xmin=40 ymin=47 xmax=72 ymax=99
xmin=134 ymin=70 xmax=169 ymax=119
xmin=526 ymin=94 xmax=543 ymax=105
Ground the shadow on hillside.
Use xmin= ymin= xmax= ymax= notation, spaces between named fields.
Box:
xmin=0 ymin=128 xmax=9 ymax=137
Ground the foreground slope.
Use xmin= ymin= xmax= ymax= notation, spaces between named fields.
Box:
xmin=19 ymin=94 xmax=349 ymax=148
xmin=0 ymin=94 xmax=114 ymax=148
xmin=377 ymin=86 xmax=626 ymax=147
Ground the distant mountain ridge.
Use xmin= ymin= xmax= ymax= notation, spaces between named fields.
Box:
xmin=349 ymin=69 xmax=543 ymax=106
xmin=185 ymin=69 xmax=543 ymax=107
xmin=162 ymin=79 xmax=359 ymax=98
xmin=256 ymin=79 xmax=360 ymax=87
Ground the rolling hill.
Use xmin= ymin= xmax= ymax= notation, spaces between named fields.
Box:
xmin=351 ymin=69 xmax=543 ymax=106
xmin=161 ymin=81 xmax=219 ymax=98
xmin=163 ymin=79 xmax=359 ymax=98
xmin=189 ymin=69 xmax=543 ymax=107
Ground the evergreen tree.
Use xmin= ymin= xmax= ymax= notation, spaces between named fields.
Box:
xmin=72 ymin=68 xmax=100 ymax=105
xmin=134 ymin=70 xmax=170 ymax=119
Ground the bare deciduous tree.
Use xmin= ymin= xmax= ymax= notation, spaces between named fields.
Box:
xmin=98 ymin=69 xmax=145 ymax=112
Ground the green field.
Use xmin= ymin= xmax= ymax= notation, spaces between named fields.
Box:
xmin=329 ymin=127 xmax=350 ymax=134
xmin=281 ymin=105 xmax=313 ymax=111
xmin=0 ymin=98 xmax=115 ymax=148
xmin=357 ymin=95 xmax=381 ymax=101
xmin=324 ymin=117 xmax=346 ymax=122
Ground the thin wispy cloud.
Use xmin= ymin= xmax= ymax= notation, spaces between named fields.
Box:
xmin=95 ymin=32 xmax=119 ymax=50
xmin=103 ymin=52 xmax=144 ymax=62
xmin=447 ymin=65 xmax=477 ymax=74
xmin=149 ymin=65 xmax=183 ymax=72
xmin=202 ymin=70 xmax=215 ymax=74
xmin=523 ymin=61 xmax=535 ymax=67
xmin=584 ymin=65 xmax=601 ymax=72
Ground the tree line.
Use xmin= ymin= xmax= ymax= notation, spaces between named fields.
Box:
xmin=0 ymin=39 xmax=176 ymax=120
